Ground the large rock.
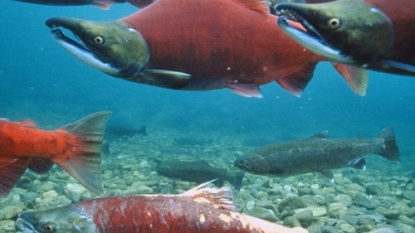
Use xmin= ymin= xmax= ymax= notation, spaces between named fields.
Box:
xmin=246 ymin=206 xmax=278 ymax=222
xmin=278 ymin=194 xmax=306 ymax=213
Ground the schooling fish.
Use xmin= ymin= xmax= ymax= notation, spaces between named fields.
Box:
xmin=155 ymin=160 xmax=245 ymax=191
xmin=15 ymin=181 xmax=308 ymax=233
xmin=11 ymin=0 xmax=153 ymax=9
xmin=0 ymin=111 xmax=111 ymax=196
xmin=275 ymin=0 xmax=415 ymax=75
xmin=234 ymin=126 xmax=399 ymax=179
xmin=45 ymin=0 xmax=367 ymax=97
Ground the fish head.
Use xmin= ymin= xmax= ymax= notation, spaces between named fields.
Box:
xmin=45 ymin=17 xmax=150 ymax=79
xmin=275 ymin=0 xmax=394 ymax=65
xmin=15 ymin=205 xmax=99 ymax=233
xmin=234 ymin=154 xmax=272 ymax=175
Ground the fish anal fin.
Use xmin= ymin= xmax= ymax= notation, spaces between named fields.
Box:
xmin=0 ymin=158 xmax=30 ymax=197
xmin=319 ymin=170 xmax=333 ymax=180
xmin=276 ymin=63 xmax=317 ymax=97
xmin=139 ymin=69 xmax=191 ymax=89
xmin=350 ymin=158 xmax=366 ymax=170
xmin=332 ymin=63 xmax=368 ymax=96
xmin=227 ymin=83 xmax=263 ymax=98
xmin=56 ymin=112 xmax=111 ymax=194
xmin=232 ymin=0 xmax=270 ymax=14
xmin=28 ymin=158 xmax=54 ymax=175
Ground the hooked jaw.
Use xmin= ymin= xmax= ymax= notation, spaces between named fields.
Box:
xmin=45 ymin=17 xmax=121 ymax=76
xmin=15 ymin=212 xmax=37 ymax=233
xmin=275 ymin=4 xmax=354 ymax=64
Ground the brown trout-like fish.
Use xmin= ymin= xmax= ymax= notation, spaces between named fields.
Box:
xmin=15 ymin=181 xmax=307 ymax=233
xmin=234 ymin=126 xmax=399 ymax=179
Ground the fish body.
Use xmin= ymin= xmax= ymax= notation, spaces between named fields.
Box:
xmin=15 ymin=182 xmax=308 ymax=233
xmin=234 ymin=127 xmax=399 ymax=178
xmin=275 ymin=0 xmax=415 ymax=75
xmin=45 ymin=0 xmax=367 ymax=97
xmin=0 ymin=111 xmax=111 ymax=196
xmin=12 ymin=0 xmax=153 ymax=9
xmin=155 ymin=160 xmax=244 ymax=191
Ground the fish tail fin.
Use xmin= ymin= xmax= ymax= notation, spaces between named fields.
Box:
xmin=376 ymin=126 xmax=400 ymax=162
xmin=0 ymin=158 xmax=30 ymax=196
xmin=332 ymin=62 xmax=368 ymax=96
xmin=230 ymin=171 xmax=245 ymax=191
xmin=56 ymin=111 xmax=111 ymax=194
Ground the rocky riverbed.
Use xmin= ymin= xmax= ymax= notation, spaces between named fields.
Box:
xmin=1 ymin=129 xmax=414 ymax=233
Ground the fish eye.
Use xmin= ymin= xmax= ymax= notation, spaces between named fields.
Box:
xmin=94 ymin=36 xmax=105 ymax=45
xmin=327 ymin=18 xmax=341 ymax=29
xmin=44 ymin=223 xmax=54 ymax=232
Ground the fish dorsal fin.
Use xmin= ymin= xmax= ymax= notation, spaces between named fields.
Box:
xmin=275 ymin=62 xmax=317 ymax=97
xmin=20 ymin=119 xmax=37 ymax=128
xmin=231 ymin=0 xmax=270 ymax=14
xmin=332 ymin=62 xmax=368 ymax=96
xmin=182 ymin=180 xmax=235 ymax=211
xmin=310 ymin=131 xmax=328 ymax=138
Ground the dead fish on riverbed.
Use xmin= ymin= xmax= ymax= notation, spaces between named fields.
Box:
xmin=155 ymin=160 xmax=244 ymax=191
xmin=15 ymin=181 xmax=307 ymax=233
xmin=235 ymin=126 xmax=399 ymax=179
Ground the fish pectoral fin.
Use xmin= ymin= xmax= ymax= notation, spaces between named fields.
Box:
xmin=0 ymin=158 xmax=30 ymax=197
xmin=332 ymin=63 xmax=368 ymax=96
xmin=350 ymin=158 xmax=366 ymax=170
xmin=380 ymin=59 xmax=415 ymax=73
xmin=275 ymin=62 xmax=317 ymax=97
xmin=319 ymin=170 xmax=333 ymax=180
xmin=139 ymin=69 xmax=191 ymax=89
xmin=227 ymin=83 xmax=263 ymax=98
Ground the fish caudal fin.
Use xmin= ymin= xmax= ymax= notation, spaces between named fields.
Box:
xmin=59 ymin=111 xmax=111 ymax=194
xmin=0 ymin=158 xmax=30 ymax=196
xmin=376 ymin=126 xmax=400 ymax=162
xmin=332 ymin=63 xmax=368 ymax=96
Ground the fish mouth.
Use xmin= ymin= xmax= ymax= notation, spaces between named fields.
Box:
xmin=275 ymin=4 xmax=353 ymax=63
xmin=45 ymin=17 xmax=120 ymax=76
xmin=15 ymin=215 xmax=38 ymax=233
